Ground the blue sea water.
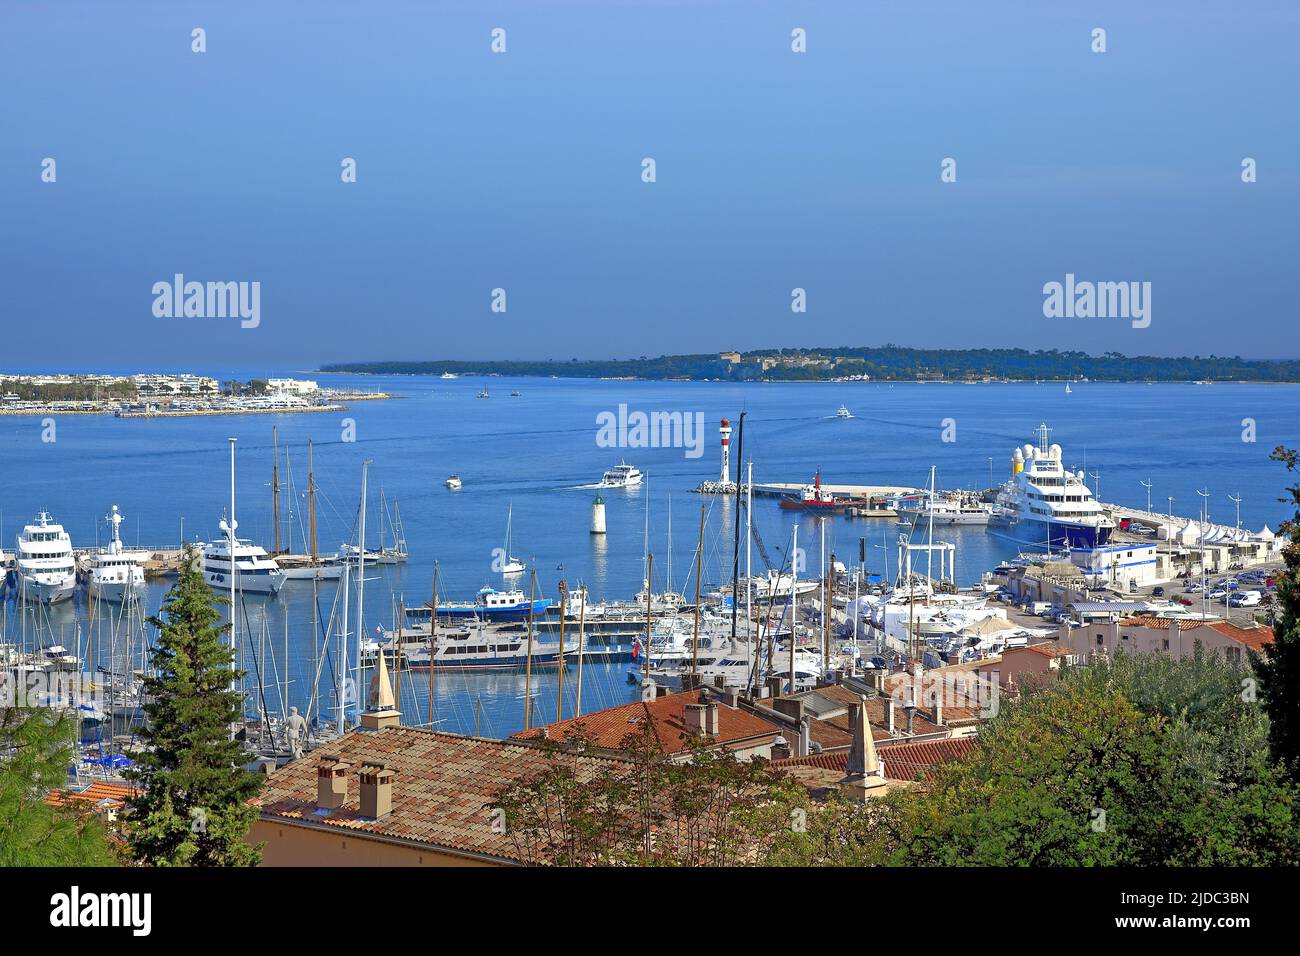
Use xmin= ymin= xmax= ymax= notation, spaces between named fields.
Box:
xmin=3 ymin=375 xmax=1298 ymax=738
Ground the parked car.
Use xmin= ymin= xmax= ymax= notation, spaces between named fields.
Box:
xmin=1151 ymin=586 xmax=1165 ymax=597
xmin=1229 ymin=590 xmax=1262 ymax=608
xmin=1174 ymin=596 xmax=1194 ymax=606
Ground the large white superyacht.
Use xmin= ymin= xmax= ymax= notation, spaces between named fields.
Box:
xmin=988 ymin=423 xmax=1115 ymax=550
xmin=14 ymin=512 xmax=78 ymax=604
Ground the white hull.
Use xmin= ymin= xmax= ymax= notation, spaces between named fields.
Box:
xmin=899 ymin=509 xmax=990 ymax=526
xmin=88 ymin=579 xmax=145 ymax=603
xmin=279 ymin=565 xmax=343 ymax=581
xmin=203 ymin=569 xmax=285 ymax=594
xmin=19 ymin=574 xmax=77 ymax=604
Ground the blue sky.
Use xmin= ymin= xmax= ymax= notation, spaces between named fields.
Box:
xmin=2 ymin=0 xmax=1297 ymax=368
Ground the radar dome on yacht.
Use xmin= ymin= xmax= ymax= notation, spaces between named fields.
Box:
xmin=1013 ymin=447 xmax=1024 ymax=462
xmin=1077 ymin=470 xmax=1086 ymax=481
xmin=1022 ymin=444 xmax=1034 ymax=460
xmin=1049 ymin=443 xmax=1062 ymax=459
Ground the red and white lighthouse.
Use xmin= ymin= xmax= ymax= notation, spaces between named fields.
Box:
xmin=719 ymin=418 xmax=732 ymax=484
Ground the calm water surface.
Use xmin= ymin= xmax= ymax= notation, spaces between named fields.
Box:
xmin=3 ymin=375 xmax=1298 ymax=736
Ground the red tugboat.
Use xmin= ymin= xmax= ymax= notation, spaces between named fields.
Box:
xmin=779 ymin=471 xmax=846 ymax=513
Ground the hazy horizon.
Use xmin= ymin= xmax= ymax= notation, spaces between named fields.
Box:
xmin=3 ymin=0 xmax=1297 ymax=367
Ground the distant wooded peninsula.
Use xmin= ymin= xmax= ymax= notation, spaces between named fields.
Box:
xmin=319 ymin=347 xmax=1300 ymax=383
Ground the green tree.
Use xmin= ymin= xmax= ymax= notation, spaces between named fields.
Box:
xmin=1255 ymin=446 xmax=1300 ymax=779
xmin=125 ymin=561 xmax=263 ymax=866
xmin=0 ymin=706 xmax=118 ymax=866
xmin=777 ymin=650 xmax=1300 ymax=866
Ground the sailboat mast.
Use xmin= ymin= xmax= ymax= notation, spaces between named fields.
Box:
xmin=272 ymin=427 xmax=281 ymax=556
xmin=523 ymin=568 xmax=537 ymax=730
xmin=789 ymin=525 xmax=798 ymax=690
xmin=745 ymin=459 xmax=753 ymax=681
xmin=428 ymin=562 xmax=438 ymax=728
xmin=666 ymin=494 xmax=672 ymax=594
xmin=693 ymin=503 xmax=704 ymax=678
xmin=354 ymin=461 xmax=370 ymax=727
xmin=308 ymin=440 xmax=317 ymax=564
xmin=575 ymin=582 xmax=586 ymax=718
xmin=556 ymin=585 xmax=566 ymax=722
xmin=227 ymin=438 xmax=238 ymax=690
xmin=338 ymin=559 xmax=350 ymax=735
xmin=644 ymin=554 xmax=653 ymax=683
xmin=730 ymin=412 xmax=745 ymax=646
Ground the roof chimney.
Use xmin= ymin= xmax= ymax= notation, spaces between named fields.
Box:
xmin=358 ymin=761 xmax=394 ymax=819
xmin=685 ymin=692 xmax=720 ymax=737
xmin=886 ymin=697 xmax=896 ymax=735
xmin=771 ymin=735 xmax=792 ymax=760
xmin=766 ymin=675 xmax=784 ymax=699
xmin=316 ymin=755 xmax=350 ymax=810
xmin=797 ymin=716 xmax=812 ymax=756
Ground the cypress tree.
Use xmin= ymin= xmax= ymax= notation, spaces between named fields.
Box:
xmin=126 ymin=559 xmax=263 ymax=865
xmin=1254 ymin=447 xmax=1300 ymax=779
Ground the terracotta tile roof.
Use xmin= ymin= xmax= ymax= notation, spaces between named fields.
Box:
xmin=772 ymin=735 xmax=977 ymax=783
xmin=1119 ymin=616 xmax=1275 ymax=651
xmin=881 ymin=672 xmax=994 ymax=726
xmin=759 ymin=685 xmax=946 ymax=747
xmin=46 ymin=780 xmax=136 ymax=811
xmin=512 ymin=690 xmax=783 ymax=754
xmin=1120 ymin=615 xmax=1204 ymax=630
xmin=1015 ymin=642 xmax=1073 ymax=658
xmin=1208 ymin=621 xmax=1274 ymax=651
xmin=256 ymin=727 xmax=632 ymax=863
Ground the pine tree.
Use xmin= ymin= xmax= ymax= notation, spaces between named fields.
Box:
xmin=0 ymin=706 xmax=118 ymax=866
xmin=125 ymin=560 xmax=263 ymax=865
xmin=1255 ymin=447 xmax=1300 ymax=779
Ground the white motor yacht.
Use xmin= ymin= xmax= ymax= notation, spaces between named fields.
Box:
xmin=86 ymin=505 xmax=149 ymax=602
xmin=599 ymin=462 xmax=643 ymax=489
xmin=203 ymin=535 xmax=286 ymax=594
xmin=14 ymin=512 xmax=77 ymax=604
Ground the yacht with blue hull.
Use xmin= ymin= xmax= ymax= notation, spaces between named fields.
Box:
xmin=427 ymin=586 xmax=553 ymax=620
xmin=988 ymin=424 xmax=1115 ymax=550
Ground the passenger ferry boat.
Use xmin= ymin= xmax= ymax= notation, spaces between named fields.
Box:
xmin=836 ymin=405 xmax=853 ymax=419
xmin=896 ymin=490 xmax=993 ymax=526
xmin=599 ymin=462 xmax=643 ymax=488
xmin=85 ymin=505 xmax=148 ymax=602
xmin=391 ymin=630 xmax=568 ymax=670
xmin=202 ymin=535 xmax=286 ymax=594
xmin=13 ymin=512 xmax=77 ymax=604
xmin=988 ymin=423 xmax=1115 ymax=550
